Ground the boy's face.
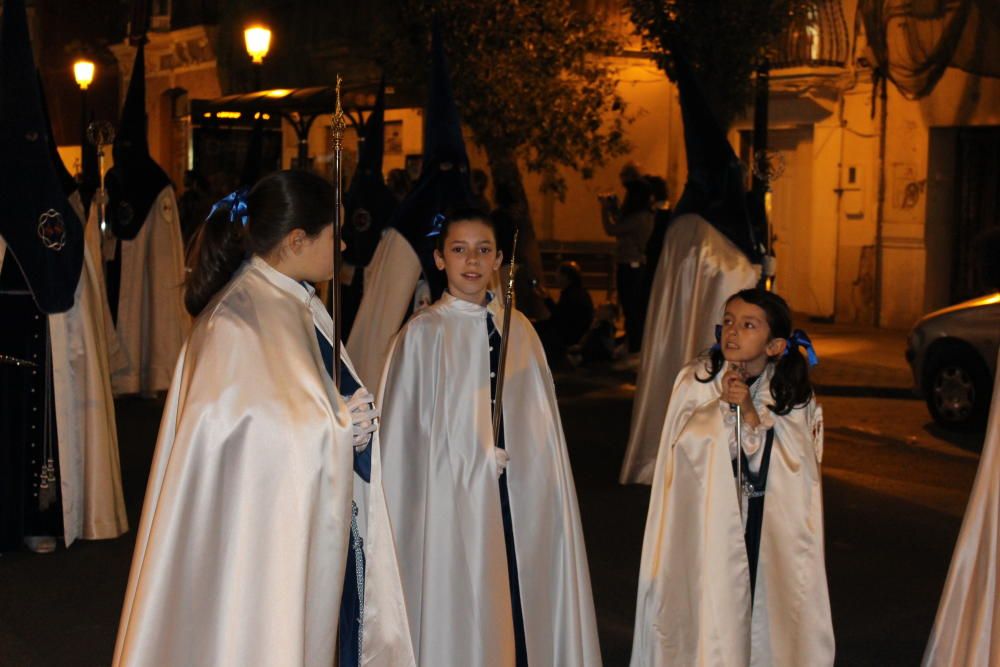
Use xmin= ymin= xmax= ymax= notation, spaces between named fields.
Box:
xmin=433 ymin=219 xmax=502 ymax=305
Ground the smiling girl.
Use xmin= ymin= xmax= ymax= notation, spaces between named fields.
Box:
xmin=630 ymin=288 xmax=834 ymax=666
xmin=376 ymin=209 xmax=601 ymax=667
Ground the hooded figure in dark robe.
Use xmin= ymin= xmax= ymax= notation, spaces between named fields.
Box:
xmin=345 ymin=22 xmax=475 ymax=388
xmin=620 ymin=45 xmax=762 ymax=484
xmin=99 ymin=34 xmax=189 ymax=396
xmin=341 ymin=78 xmax=398 ymax=337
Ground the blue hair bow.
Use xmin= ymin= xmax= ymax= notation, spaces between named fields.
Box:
xmin=425 ymin=213 xmax=447 ymax=238
xmin=711 ymin=324 xmax=722 ymax=352
xmin=207 ymin=187 xmax=250 ymax=227
xmin=784 ymin=329 xmax=819 ymax=366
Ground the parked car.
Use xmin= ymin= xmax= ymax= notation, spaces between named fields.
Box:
xmin=906 ymin=292 xmax=1000 ymax=431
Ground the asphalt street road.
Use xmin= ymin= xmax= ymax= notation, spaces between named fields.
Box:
xmin=0 ymin=363 xmax=985 ymax=666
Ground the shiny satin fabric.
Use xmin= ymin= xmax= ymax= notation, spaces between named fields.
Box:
xmin=347 ymin=227 xmax=422 ymax=389
xmin=108 ymin=185 xmax=190 ymax=395
xmin=83 ymin=203 xmax=127 ymax=374
xmin=620 ymin=214 xmax=759 ymax=485
xmin=923 ymin=349 xmax=1000 ymax=666
xmin=310 ymin=289 xmax=416 ymax=667
xmin=113 ymin=258 xmax=355 ymax=666
xmin=46 ymin=192 xmax=127 ymax=545
xmin=631 ymin=360 xmax=834 ymax=666
xmin=376 ymin=292 xmax=602 ymax=667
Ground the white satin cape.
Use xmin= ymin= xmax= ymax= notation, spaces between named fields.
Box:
xmin=620 ymin=214 xmax=760 ymax=484
xmin=923 ymin=349 xmax=1000 ymax=667
xmin=377 ymin=291 xmax=602 ymax=667
xmin=346 ymin=227 xmax=422 ymax=389
xmin=101 ymin=185 xmax=191 ymax=395
xmin=312 ymin=279 xmax=416 ymax=667
xmin=0 ymin=192 xmax=128 ymax=546
xmin=115 ymin=257 xmax=360 ymax=666
xmin=83 ymin=201 xmax=127 ymax=375
xmin=630 ymin=360 xmax=834 ymax=666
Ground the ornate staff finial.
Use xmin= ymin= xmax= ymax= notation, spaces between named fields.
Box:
xmin=332 ymin=75 xmax=346 ymax=152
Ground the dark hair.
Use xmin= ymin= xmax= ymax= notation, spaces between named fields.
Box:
xmin=645 ymin=175 xmax=668 ymax=203
xmin=697 ymin=288 xmax=812 ymax=415
xmin=433 ymin=207 xmax=498 ymax=252
xmin=558 ymin=261 xmax=584 ymax=289
xmin=621 ymin=178 xmax=653 ymax=217
xmin=184 ymin=169 xmax=335 ymax=316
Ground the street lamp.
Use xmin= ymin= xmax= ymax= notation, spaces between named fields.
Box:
xmin=74 ymin=59 xmax=95 ymax=188
xmin=73 ymin=59 xmax=95 ymax=90
xmin=244 ymin=25 xmax=271 ymax=90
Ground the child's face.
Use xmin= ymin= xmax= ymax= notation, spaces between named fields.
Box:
xmin=720 ymin=298 xmax=785 ymax=365
xmin=280 ymin=223 xmax=336 ymax=283
xmin=433 ymin=219 xmax=502 ymax=305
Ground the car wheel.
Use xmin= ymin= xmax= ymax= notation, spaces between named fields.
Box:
xmin=924 ymin=349 xmax=992 ymax=431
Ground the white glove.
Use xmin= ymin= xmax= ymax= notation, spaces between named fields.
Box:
xmin=493 ymin=447 xmax=510 ymax=478
xmin=345 ymin=388 xmax=379 ymax=452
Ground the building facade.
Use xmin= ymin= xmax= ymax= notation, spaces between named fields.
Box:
xmin=45 ymin=0 xmax=996 ymax=329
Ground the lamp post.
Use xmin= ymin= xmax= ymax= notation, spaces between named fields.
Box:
xmin=73 ymin=58 xmax=95 ymax=161
xmin=244 ymin=25 xmax=271 ymax=91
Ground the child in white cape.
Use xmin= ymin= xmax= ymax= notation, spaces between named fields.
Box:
xmin=376 ymin=209 xmax=602 ymax=667
xmin=630 ymin=288 xmax=834 ymax=666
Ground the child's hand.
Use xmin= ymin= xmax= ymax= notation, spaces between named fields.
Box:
xmin=721 ymin=365 xmax=761 ymax=428
xmin=720 ymin=367 xmax=750 ymax=409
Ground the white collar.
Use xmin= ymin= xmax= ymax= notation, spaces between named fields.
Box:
xmin=439 ymin=290 xmax=502 ymax=316
xmin=249 ymin=255 xmax=315 ymax=304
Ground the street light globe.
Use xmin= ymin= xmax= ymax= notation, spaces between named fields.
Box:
xmin=244 ymin=26 xmax=272 ymax=64
xmin=73 ymin=59 xmax=95 ymax=90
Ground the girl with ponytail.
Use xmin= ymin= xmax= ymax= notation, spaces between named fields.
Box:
xmin=114 ymin=170 xmax=411 ymax=667
xmin=630 ymin=287 xmax=834 ymax=666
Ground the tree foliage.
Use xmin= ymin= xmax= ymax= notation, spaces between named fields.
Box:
xmin=377 ymin=0 xmax=631 ymax=197
xmin=627 ymin=0 xmax=807 ymax=129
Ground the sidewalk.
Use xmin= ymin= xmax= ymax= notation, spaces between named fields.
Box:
xmin=800 ymin=319 xmax=915 ymax=394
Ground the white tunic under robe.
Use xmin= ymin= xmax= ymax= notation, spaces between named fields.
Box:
xmin=104 ymin=185 xmax=190 ymax=395
xmin=346 ymin=227 xmax=422 ymax=389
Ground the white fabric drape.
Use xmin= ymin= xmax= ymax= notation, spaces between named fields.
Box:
xmin=83 ymin=202 xmax=127 ymax=374
xmin=106 ymin=185 xmax=190 ymax=395
xmin=923 ymin=349 xmax=1000 ymax=667
xmin=310 ymin=284 xmax=416 ymax=667
xmin=377 ymin=292 xmax=602 ymax=667
xmin=113 ymin=258 xmax=355 ymax=666
xmin=346 ymin=227 xmax=423 ymax=389
xmin=46 ymin=192 xmax=128 ymax=545
xmin=620 ymin=214 xmax=759 ymax=484
xmin=631 ymin=360 xmax=834 ymax=666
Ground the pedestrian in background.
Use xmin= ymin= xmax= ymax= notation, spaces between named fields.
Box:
xmin=600 ymin=164 xmax=653 ymax=355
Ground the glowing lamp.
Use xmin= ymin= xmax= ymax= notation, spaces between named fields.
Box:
xmin=73 ymin=59 xmax=95 ymax=90
xmin=244 ymin=26 xmax=272 ymax=65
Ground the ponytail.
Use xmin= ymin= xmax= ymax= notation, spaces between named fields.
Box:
xmin=184 ymin=170 xmax=335 ymax=317
xmin=184 ymin=205 xmax=246 ymax=317
xmin=769 ymin=344 xmax=812 ymax=415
